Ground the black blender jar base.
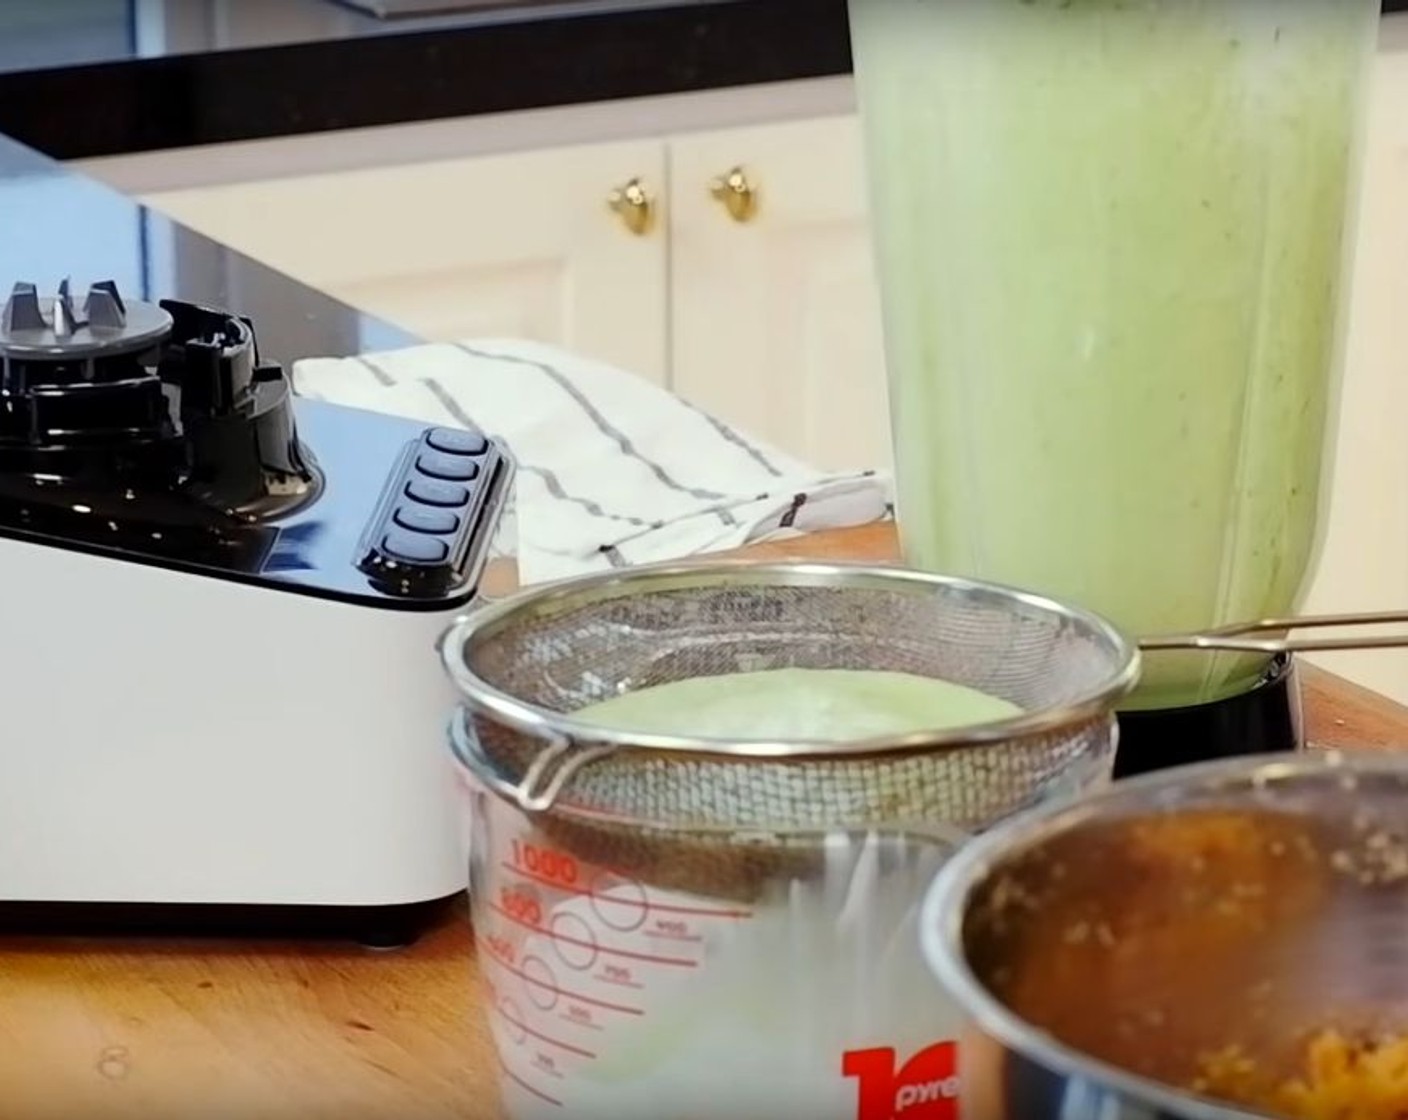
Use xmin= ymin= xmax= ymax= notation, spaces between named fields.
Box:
xmin=1112 ymin=653 xmax=1303 ymax=779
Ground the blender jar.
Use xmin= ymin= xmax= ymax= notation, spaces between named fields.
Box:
xmin=850 ymin=0 xmax=1379 ymax=710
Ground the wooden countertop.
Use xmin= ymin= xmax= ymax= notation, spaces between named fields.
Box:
xmin=5 ymin=524 xmax=1406 ymax=1119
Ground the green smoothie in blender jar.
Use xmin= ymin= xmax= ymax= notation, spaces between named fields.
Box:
xmin=849 ymin=0 xmax=1377 ymax=709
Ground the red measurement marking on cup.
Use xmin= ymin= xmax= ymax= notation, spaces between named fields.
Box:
xmin=511 ymin=840 xmax=581 ymax=887
xmin=642 ymin=917 xmax=703 ymax=944
xmin=487 ymin=899 xmax=698 ymax=968
xmin=487 ymin=985 xmax=598 ymax=1059
xmin=498 ymin=1055 xmax=562 ymax=1108
xmin=561 ymin=1002 xmax=603 ymax=1032
xmin=597 ymin=963 xmax=643 ymax=990
xmin=548 ymin=912 xmax=598 ymax=971
xmin=480 ymin=941 xmax=645 ymax=1016
xmin=499 ymin=885 xmax=543 ymax=927
xmin=500 ymin=860 xmax=753 ymax=919
xmin=521 ymin=957 xmax=560 ymax=1012
xmin=484 ymin=933 xmax=517 ymax=966
xmin=590 ymin=876 xmax=650 ymax=933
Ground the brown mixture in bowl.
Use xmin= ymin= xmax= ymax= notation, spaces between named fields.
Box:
xmin=963 ymin=777 xmax=1408 ymax=1120
xmin=1194 ymin=1030 xmax=1408 ymax=1119
xmin=974 ymin=808 xmax=1330 ymax=1086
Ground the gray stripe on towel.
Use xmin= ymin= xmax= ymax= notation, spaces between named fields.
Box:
xmin=676 ymin=397 xmax=785 ymax=479
xmin=454 ymin=344 xmax=736 ymax=522
xmin=355 ymin=355 xmax=397 ymax=387
xmin=422 ymin=377 xmax=651 ymax=529
xmin=519 ymin=464 xmax=651 ymax=528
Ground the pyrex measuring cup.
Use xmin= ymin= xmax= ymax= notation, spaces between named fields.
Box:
xmin=454 ymin=762 xmax=962 ymax=1120
xmin=439 ymin=560 xmax=1140 ymax=1119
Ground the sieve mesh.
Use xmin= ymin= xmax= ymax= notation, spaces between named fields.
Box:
xmin=445 ymin=565 xmax=1137 ymax=836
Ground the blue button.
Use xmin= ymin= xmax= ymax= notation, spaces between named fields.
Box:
xmin=382 ymin=531 xmax=448 ymax=565
xmin=405 ymin=477 xmax=469 ymax=507
xmin=417 ymin=451 xmax=479 ymax=482
xmin=427 ymin=427 xmax=488 ymax=456
xmin=394 ymin=505 xmax=460 ymax=534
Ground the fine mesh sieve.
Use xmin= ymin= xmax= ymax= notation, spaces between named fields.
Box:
xmin=441 ymin=561 xmax=1140 ymax=899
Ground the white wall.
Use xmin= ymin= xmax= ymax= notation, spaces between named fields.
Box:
xmin=1301 ymin=13 xmax=1408 ymax=703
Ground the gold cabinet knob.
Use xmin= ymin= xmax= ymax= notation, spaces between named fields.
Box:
xmin=709 ymin=166 xmax=759 ymax=223
xmin=607 ymin=178 xmax=656 ymax=236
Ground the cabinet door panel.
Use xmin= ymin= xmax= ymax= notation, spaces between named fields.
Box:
xmin=142 ymin=140 xmax=669 ymax=383
xmin=668 ymin=116 xmax=891 ymax=472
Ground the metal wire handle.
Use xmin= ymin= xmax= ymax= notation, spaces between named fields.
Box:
xmin=1141 ymin=609 xmax=1408 ymax=654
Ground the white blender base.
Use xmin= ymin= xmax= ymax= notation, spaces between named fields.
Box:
xmin=0 ymin=532 xmax=473 ymax=943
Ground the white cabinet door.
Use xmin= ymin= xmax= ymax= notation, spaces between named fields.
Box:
xmin=668 ymin=116 xmax=891 ymax=473
xmin=1301 ymin=25 xmax=1408 ymax=705
xmin=141 ymin=140 xmax=670 ymax=383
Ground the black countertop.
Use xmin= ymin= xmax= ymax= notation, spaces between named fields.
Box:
xmin=0 ymin=132 xmax=417 ymax=365
xmin=5 ymin=0 xmax=1403 ymax=162
xmin=0 ymin=0 xmax=846 ymax=160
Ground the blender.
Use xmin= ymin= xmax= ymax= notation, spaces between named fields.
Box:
xmin=849 ymin=0 xmax=1381 ymax=775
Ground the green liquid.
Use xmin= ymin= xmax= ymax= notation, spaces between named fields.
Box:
xmin=572 ymin=668 xmax=1020 ymax=740
xmin=850 ymin=0 xmax=1376 ymax=708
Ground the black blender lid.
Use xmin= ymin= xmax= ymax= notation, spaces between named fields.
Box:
xmin=0 ymin=277 xmax=320 ymax=523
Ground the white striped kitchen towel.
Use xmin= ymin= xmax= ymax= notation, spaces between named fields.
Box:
xmin=293 ymin=339 xmax=893 ymax=585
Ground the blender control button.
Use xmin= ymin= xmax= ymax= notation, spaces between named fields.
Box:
xmin=416 ymin=451 xmax=480 ymax=482
xmin=382 ymin=531 xmax=449 ymax=565
xmin=393 ymin=505 xmax=460 ymax=535
xmin=426 ymin=427 xmax=488 ymax=456
xmin=405 ymin=477 xmax=469 ymax=507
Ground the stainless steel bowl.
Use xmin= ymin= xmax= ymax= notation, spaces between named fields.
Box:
xmin=921 ymin=751 xmax=1408 ymax=1120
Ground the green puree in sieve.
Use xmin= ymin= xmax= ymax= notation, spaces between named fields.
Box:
xmin=570 ymin=668 xmax=1021 ymax=740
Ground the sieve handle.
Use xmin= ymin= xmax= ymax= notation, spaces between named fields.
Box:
xmin=1140 ymin=609 xmax=1408 ymax=654
xmin=516 ymin=736 xmax=619 ymax=813
xmin=448 ymin=709 xmax=620 ymax=812
xmin=435 ymin=612 xmax=482 ymax=695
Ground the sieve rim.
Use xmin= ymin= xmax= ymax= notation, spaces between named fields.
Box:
xmin=449 ymin=710 xmax=977 ymax=844
xmin=438 ymin=558 xmax=1142 ymax=762
xmin=918 ymin=749 xmax=1408 ymax=1120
